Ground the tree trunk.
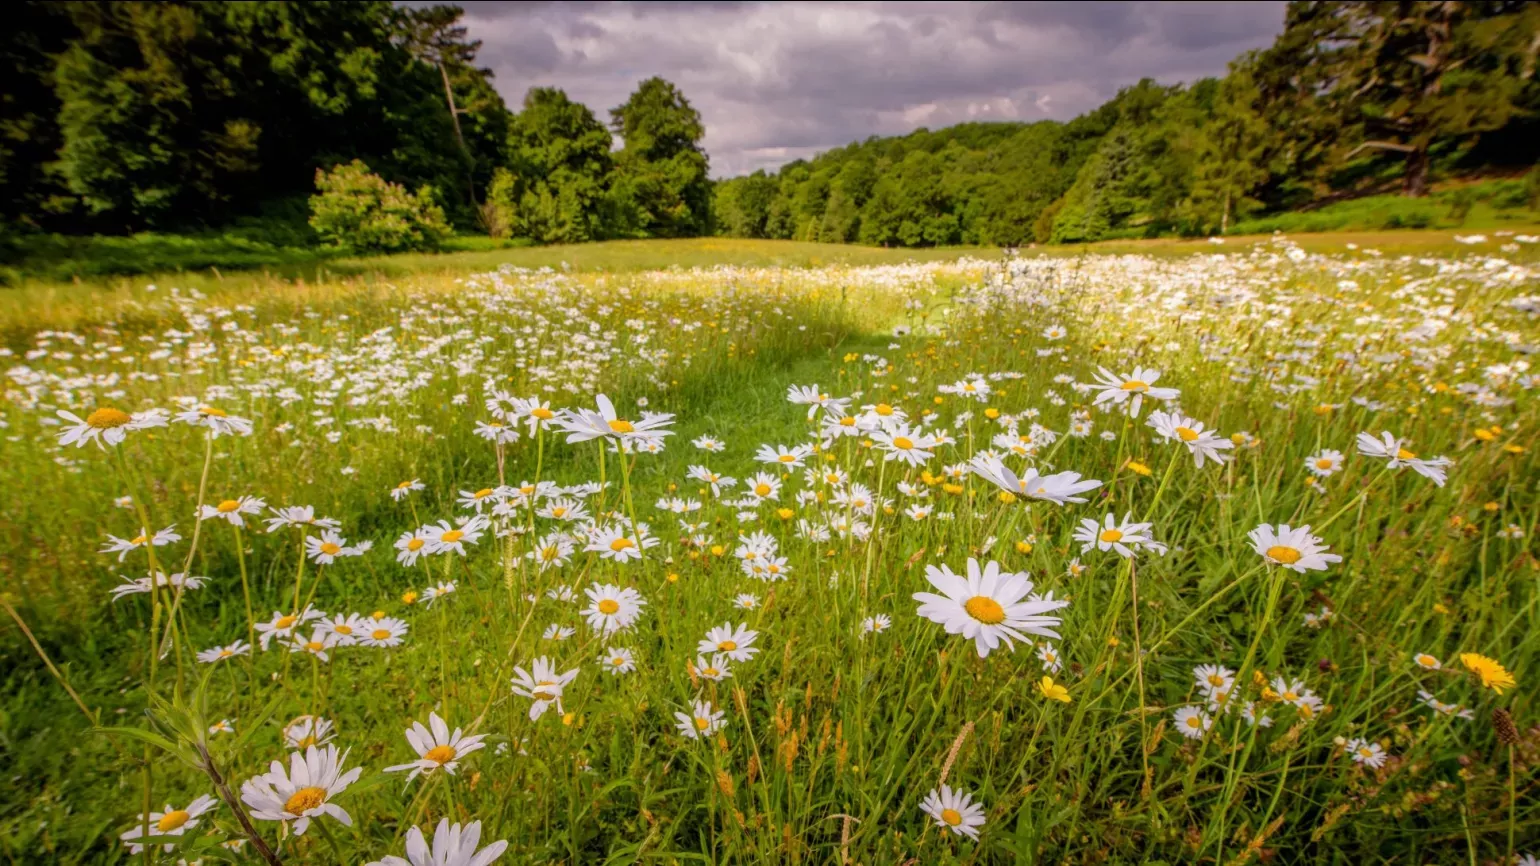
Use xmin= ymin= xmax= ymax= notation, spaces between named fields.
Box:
xmin=437 ymin=61 xmax=479 ymax=209
xmin=1221 ymin=190 xmax=1231 ymax=235
xmin=1403 ymin=147 xmax=1429 ymax=197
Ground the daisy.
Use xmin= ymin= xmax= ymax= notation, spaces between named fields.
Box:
xmin=674 ymin=698 xmax=726 ymax=740
xmin=423 ymin=516 xmax=489 ymax=556
xmin=912 ymin=558 xmax=1068 ymax=658
xmin=691 ymin=654 xmax=733 ymax=682
xmin=537 ymin=498 xmax=589 ymax=522
xmin=358 ymin=617 xmax=409 ymax=648
xmin=118 ymin=794 xmax=218 ymax=854
xmin=968 ymin=454 xmax=1101 ymax=505
xmin=919 ymin=785 xmax=986 ymax=840
xmin=255 ymin=607 xmax=323 ymax=650
xmin=1194 ymin=664 xmax=1235 ymax=696
xmin=385 ymin=712 xmax=488 ymax=782
xmin=692 ymin=435 xmax=726 ymax=452
xmin=1345 ymin=738 xmax=1388 ymax=769
xmin=530 ymin=533 xmax=576 ymax=570
xmin=305 ymin=530 xmax=361 ymax=565
xmin=734 ymin=593 xmax=760 ymax=610
xmin=101 ymin=525 xmax=181 ymax=562
xmin=697 ymin=623 xmax=761 ymax=662
xmin=174 ymin=405 xmax=254 ymax=438
xmin=939 ymin=377 xmax=992 ymax=402
xmin=1173 ymin=706 xmax=1211 ymax=739
xmin=745 ymin=472 xmax=782 ymax=502
xmin=265 ymin=505 xmax=341 ymax=532
xmin=786 ymin=384 xmax=848 ymax=420
xmin=1087 ymin=366 xmax=1179 ymax=416
xmin=1413 ymin=652 xmax=1441 ymax=670
xmin=600 ymin=648 xmax=636 ymax=675
xmin=395 ymin=529 xmax=431 ymax=567
xmin=422 ymin=581 xmax=457 ymax=607
xmin=871 ymin=423 xmax=938 ymax=467
xmin=586 ymin=524 xmax=649 ymax=563
xmin=1072 ymin=513 xmax=1156 ymax=558
xmin=1304 ymin=450 xmax=1344 ymax=477
xmin=755 ymin=443 xmax=814 ymax=468
xmin=55 ymin=406 xmax=168 ymax=449
xmin=555 ymin=394 xmax=674 ymax=443
xmin=322 ymin=612 xmax=369 ymax=645
xmin=543 ymin=624 xmax=575 ymax=641
xmin=289 ymin=628 xmax=341 ymax=662
xmin=1148 ymin=410 xmax=1232 ymax=468
xmin=198 ymin=495 xmax=266 ymax=526
xmin=1037 ymin=643 xmax=1062 ymax=673
xmin=457 ymin=487 xmax=502 ymax=512
xmin=1248 ymin=524 xmax=1341 ymax=572
xmin=209 ymin=718 xmax=235 ymax=735
xmin=240 ymin=744 xmax=361 ymax=836
xmin=1417 ymin=689 xmax=1474 ymax=720
xmin=510 ymin=657 xmax=579 ymax=720
xmin=109 ymin=571 xmax=209 ymax=601
xmin=474 ymin=420 xmax=521 ymax=445
xmin=390 ymin=479 xmax=426 ymax=502
xmin=196 ymin=640 xmax=251 ymax=664
xmin=581 ymin=584 xmax=647 ymax=635
xmin=1356 ymin=431 xmax=1451 ymax=486
xmin=364 ymin=818 xmax=508 ymax=866
xmin=861 ymin=614 xmax=892 ymax=637
xmin=283 ymin=715 xmax=336 ymax=750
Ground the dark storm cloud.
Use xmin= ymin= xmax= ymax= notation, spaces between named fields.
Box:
xmin=444 ymin=0 xmax=1286 ymax=176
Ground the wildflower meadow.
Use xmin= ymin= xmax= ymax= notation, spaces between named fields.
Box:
xmin=3 ymin=235 xmax=1539 ymax=864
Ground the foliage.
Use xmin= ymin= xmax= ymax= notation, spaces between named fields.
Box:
xmin=608 ymin=77 xmax=712 ymax=238
xmin=308 ymin=160 xmax=450 ymax=253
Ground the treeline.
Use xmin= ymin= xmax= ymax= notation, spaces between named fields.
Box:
xmin=0 ymin=1 xmax=709 ymax=244
xmin=716 ymin=1 xmax=1540 ymax=245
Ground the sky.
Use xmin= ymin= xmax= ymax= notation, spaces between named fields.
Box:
xmin=447 ymin=1 xmax=1288 ymax=178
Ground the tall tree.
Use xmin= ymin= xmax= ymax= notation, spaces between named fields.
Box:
xmin=1276 ymin=1 xmax=1539 ymax=196
xmin=491 ymin=86 xmax=613 ymax=243
xmin=609 ymin=77 xmax=711 ymax=237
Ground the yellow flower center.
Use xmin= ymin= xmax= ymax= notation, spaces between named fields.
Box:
xmin=1121 ymin=380 xmax=1148 ymax=392
xmin=424 ymin=744 xmax=457 ymax=764
xmin=1175 ymin=426 xmax=1199 ymax=442
xmin=198 ymin=406 xmax=228 ymax=417
xmin=702 ymin=667 xmax=719 ymax=677
xmin=1315 ymin=458 xmax=1333 ymax=469
xmin=611 ymin=657 xmax=626 ymax=666
xmin=372 ymin=629 xmax=391 ymax=640
xmin=297 ymin=734 xmax=317 ymax=748
xmin=441 ymin=530 xmax=464 ymax=543
xmin=1416 ymin=654 xmax=1436 ymax=666
xmin=156 ymin=809 xmax=190 ymax=832
xmin=1396 ymin=448 xmax=1416 ymax=460
xmin=778 ymin=454 xmax=796 ymax=463
xmin=1207 ymin=674 xmax=1225 ymax=687
xmin=718 ymin=640 xmax=738 ymax=652
xmin=1099 ymin=529 xmax=1123 ymax=543
xmin=875 ymin=404 xmax=893 ymax=415
xmin=892 ymin=436 xmax=914 ymax=450
xmin=397 ymin=480 xmax=414 ymax=489
xmin=1266 ymin=546 xmax=1302 ymax=565
xmin=940 ymin=808 xmax=962 ymax=826
xmin=1186 ymin=716 xmax=1202 ymax=729
xmin=275 ymin=615 xmax=297 ymax=629
xmin=532 ymin=407 xmax=554 ymax=419
xmin=306 ymin=640 xmax=324 ymax=652
xmin=610 ymin=538 xmax=635 ymax=552
xmin=964 ymin=596 xmax=1006 ymax=624
xmin=284 ymin=787 xmax=327 ymax=815
xmin=320 ymin=542 xmax=342 ymax=555
xmin=334 ymin=624 xmax=352 ymax=635
xmin=132 ymin=534 xmax=148 ymax=545
xmin=473 ymin=488 xmax=493 ymax=499
xmin=609 ymin=419 xmax=635 ymax=433
xmin=217 ymin=499 xmax=241 ymax=512
xmin=1282 ymin=691 xmax=1298 ymax=702
xmin=85 ymin=407 xmax=132 ymax=428
xmin=1358 ymin=747 xmax=1374 ymax=758
xmin=541 ymin=547 xmax=560 ymax=561
xmin=840 ymin=416 xmax=856 ymax=427
xmin=694 ymin=716 xmax=711 ymax=730
xmin=754 ymin=484 xmax=772 ymax=496
xmin=598 ymin=599 xmax=621 ymax=615
xmin=407 ymin=538 xmax=425 ymax=551
xmin=552 ymin=507 xmax=567 ymax=517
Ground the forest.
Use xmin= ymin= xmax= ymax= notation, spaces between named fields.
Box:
xmin=2 ymin=1 xmax=1538 ymax=262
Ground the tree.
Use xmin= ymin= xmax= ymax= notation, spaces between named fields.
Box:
xmin=490 ymin=87 xmax=613 ymax=243
xmin=609 ymin=77 xmax=711 ymax=237
xmin=1182 ymin=65 xmax=1271 ymax=233
xmin=1276 ymin=1 xmax=1539 ymax=197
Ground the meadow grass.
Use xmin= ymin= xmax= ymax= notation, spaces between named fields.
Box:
xmin=1 ymin=236 xmax=1537 ymax=864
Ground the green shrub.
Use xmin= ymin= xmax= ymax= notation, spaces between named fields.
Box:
xmin=1525 ymin=165 xmax=1540 ymax=211
xmin=1444 ymin=187 xmax=1477 ymax=225
xmin=308 ymin=160 xmax=451 ymax=253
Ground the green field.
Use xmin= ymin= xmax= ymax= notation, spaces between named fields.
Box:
xmin=1 ymin=234 xmax=1538 ymax=864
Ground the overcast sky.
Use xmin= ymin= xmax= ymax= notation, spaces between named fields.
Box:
xmin=450 ymin=1 xmax=1288 ymax=177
